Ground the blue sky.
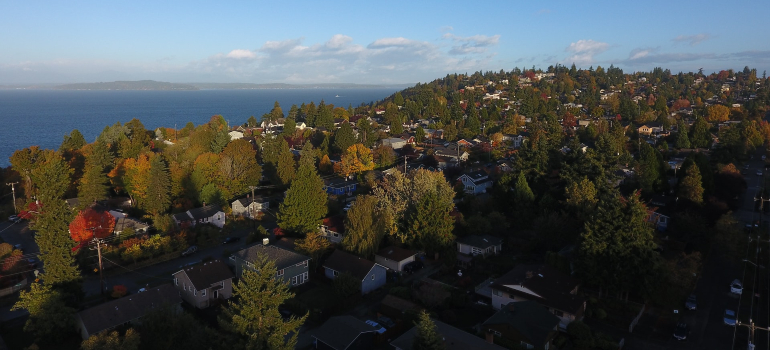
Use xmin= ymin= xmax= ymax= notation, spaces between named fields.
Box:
xmin=2 ymin=0 xmax=769 ymax=84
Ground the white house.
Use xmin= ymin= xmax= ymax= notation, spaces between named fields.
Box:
xmin=173 ymin=204 xmax=226 ymax=228
xmin=231 ymin=196 xmax=269 ymax=219
xmin=457 ymin=235 xmax=502 ymax=257
xmin=228 ymin=130 xmax=244 ymax=140
xmin=457 ymin=171 xmax=493 ymax=195
xmin=381 ymin=138 xmax=407 ymax=150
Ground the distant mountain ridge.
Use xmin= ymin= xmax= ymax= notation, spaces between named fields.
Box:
xmin=50 ymin=80 xmax=414 ymax=91
xmin=56 ymin=80 xmax=198 ymax=90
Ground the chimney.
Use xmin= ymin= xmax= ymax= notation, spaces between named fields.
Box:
xmin=263 ymin=238 xmax=270 ymax=245
xmin=525 ymin=271 xmax=533 ymax=279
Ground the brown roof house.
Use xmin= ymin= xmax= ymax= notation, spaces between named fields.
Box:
xmin=323 ymin=250 xmax=387 ymax=295
xmin=172 ymin=260 xmax=234 ymax=309
xmin=312 ymin=315 xmax=379 ymax=350
xmin=375 ymin=246 xmax=418 ymax=272
xmin=490 ymin=264 xmax=585 ymax=330
xmin=390 ymin=318 xmax=506 ymax=350
xmin=76 ymin=284 xmax=181 ymax=340
xmin=482 ymin=301 xmax=560 ymax=350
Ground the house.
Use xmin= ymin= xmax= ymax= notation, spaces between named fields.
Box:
xmin=319 ymin=215 xmax=345 ymax=244
xmin=391 ymin=319 xmax=505 ymax=350
xmin=638 ymin=122 xmax=663 ymax=136
xmin=382 ymin=137 xmax=407 ymax=150
xmin=483 ymin=301 xmax=560 ymax=350
xmin=113 ymin=216 xmax=149 ymax=236
xmin=230 ymin=243 xmax=310 ymax=287
xmin=433 ymin=145 xmax=469 ymax=163
xmin=173 ymin=204 xmax=225 ymax=228
xmin=231 ymin=196 xmax=270 ymax=219
xmin=228 ymin=130 xmax=244 ymax=140
xmin=457 ymin=171 xmax=493 ymax=195
xmin=323 ymin=177 xmax=357 ymax=196
xmin=457 ymin=235 xmax=502 ymax=257
xmin=323 ymin=250 xmax=387 ymax=295
xmin=375 ymin=246 xmax=418 ymax=272
xmin=457 ymin=139 xmax=474 ymax=148
xmin=75 ymin=284 xmax=181 ymax=340
xmin=172 ymin=260 xmax=234 ymax=309
xmin=647 ymin=210 xmax=670 ymax=232
xmin=490 ymin=264 xmax=586 ymax=330
xmin=502 ymin=134 xmax=526 ymax=149
xmin=313 ymin=316 xmax=378 ymax=350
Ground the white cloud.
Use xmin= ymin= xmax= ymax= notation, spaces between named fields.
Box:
xmin=442 ymin=33 xmax=500 ymax=55
xmin=564 ymin=39 xmax=610 ymax=65
xmin=672 ymin=34 xmax=712 ymax=46
xmin=225 ymin=49 xmax=257 ymax=59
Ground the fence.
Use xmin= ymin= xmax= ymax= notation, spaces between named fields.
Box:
xmin=628 ymin=304 xmax=646 ymax=332
xmin=0 ymin=277 xmax=27 ymax=298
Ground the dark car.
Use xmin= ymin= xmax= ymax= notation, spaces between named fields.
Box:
xmin=685 ymin=294 xmax=697 ymax=310
xmin=181 ymin=245 xmax=198 ymax=257
xmin=222 ymin=237 xmax=240 ymax=244
xmin=403 ymin=260 xmax=424 ymax=274
xmin=673 ymin=322 xmax=689 ymax=340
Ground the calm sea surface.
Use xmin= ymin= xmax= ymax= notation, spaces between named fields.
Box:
xmin=0 ymin=88 xmax=399 ymax=167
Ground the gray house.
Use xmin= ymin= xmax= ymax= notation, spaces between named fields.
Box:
xmin=173 ymin=204 xmax=226 ymax=228
xmin=323 ymin=250 xmax=387 ymax=295
xmin=75 ymin=284 xmax=181 ymax=340
xmin=231 ymin=196 xmax=270 ymax=219
xmin=230 ymin=244 xmax=310 ymax=287
xmin=172 ymin=260 xmax=234 ymax=309
xmin=457 ymin=235 xmax=502 ymax=257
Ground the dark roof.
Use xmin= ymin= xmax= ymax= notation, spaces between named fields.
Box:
xmin=482 ymin=301 xmax=559 ymax=348
xmin=173 ymin=212 xmax=191 ymax=222
xmin=456 ymin=235 xmax=502 ymax=249
xmin=322 ymin=215 xmax=345 ymax=234
xmin=376 ymin=246 xmax=417 ymax=262
xmin=324 ymin=177 xmax=357 ymax=187
xmin=313 ymin=316 xmax=377 ymax=350
xmin=77 ymin=284 xmax=181 ymax=337
xmin=273 ymin=237 xmax=298 ymax=253
xmin=390 ymin=319 xmax=506 ymax=350
xmin=492 ymin=264 xmax=585 ymax=314
xmin=232 ymin=244 xmax=309 ymax=270
xmin=461 ymin=171 xmax=488 ymax=181
xmin=174 ymin=260 xmax=234 ymax=291
xmin=234 ymin=196 xmax=270 ymax=207
xmin=187 ymin=204 xmax=223 ymax=220
xmin=323 ymin=250 xmax=378 ymax=280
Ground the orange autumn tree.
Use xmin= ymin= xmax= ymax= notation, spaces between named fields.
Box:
xmin=335 ymin=143 xmax=374 ymax=178
xmin=69 ymin=208 xmax=116 ymax=243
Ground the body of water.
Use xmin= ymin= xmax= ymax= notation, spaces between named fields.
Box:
xmin=0 ymin=88 xmax=399 ymax=167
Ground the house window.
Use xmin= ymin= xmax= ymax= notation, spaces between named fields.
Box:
xmin=520 ymin=341 xmax=534 ymax=349
xmin=333 ymin=270 xmax=339 ymax=277
xmin=492 ymin=289 xmax=502 ymax=297
xmin=471 ymin=247 xmax=483 ymax=256
xmin=302 ymin=272 xmax=308 ymax=282
xmin=277 ymin=269 xmax=284 ymax=276
xmin=202 ymin=289 xmax=207 ymax=297
xmin=292 ymin=276 xmax=298 ymax=285
xmin=194 ymin=289 xmax=197 ymax=296
xmin=183 ymin=283 xmax=186 ymax=291
xmin=553 ymin=309 xmax=564 ymax=317
xmin=174 ymin=277 xmax=178 ymax=286
xmin=332 ymin=233 xmax=339 ymax=238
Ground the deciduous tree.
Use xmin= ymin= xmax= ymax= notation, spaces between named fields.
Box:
xmin=336 ymin=144 xmax=375 ymax=178
xmin=678 ymin=163 xmax=704 ymax=204
xmin=342 ymin=195 xmax=386 ymax=258
xmin=12 ymin=283 xmax=76 ymax=343
xmin=69 ymin=208 xmax=116 ymax=243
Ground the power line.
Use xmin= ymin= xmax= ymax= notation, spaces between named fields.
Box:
xmin=101 ymin=257 xmax=172 ymax=282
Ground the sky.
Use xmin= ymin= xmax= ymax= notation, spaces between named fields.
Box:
xmin=1 ymin=0 xmax=769 ymax=85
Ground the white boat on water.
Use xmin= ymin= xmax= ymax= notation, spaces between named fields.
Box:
xmin=335 ymin=94 xmax=340 ymax=97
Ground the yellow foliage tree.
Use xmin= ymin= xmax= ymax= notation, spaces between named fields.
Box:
xmin=335 ymin=144 xmax=374 ymax=178
xmin=706 ymin=105 xmax=730 ymax=122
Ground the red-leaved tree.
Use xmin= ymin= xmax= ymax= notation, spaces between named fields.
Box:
xmin=69 ymin=208 xmax=116 ymax=243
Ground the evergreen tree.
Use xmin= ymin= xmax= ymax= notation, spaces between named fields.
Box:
xmin=407 ymin=192 xmax=454 ymax=255
xmin=59 ymin=129 xmax=86 ymax=152
xmin=288 ymin=104 xmax=299 ymax=119
xmin=689 ymin=116 xmax=711 ymax=148
xmin=394 ymin=91 xmax=405 ymax=106
xmin=513 ymin=172 xmax=535 ymax=204
xmin=679 ymin=163 xmax=704 ymax=204
xmin=675 ymin=120 xmax=691 ymax=149
xmin=219 ymin=256 xmax=307 ymax=350
xmin=415 ymin=126 xmax=426 ymax=143
xmin=333 ymin=122 xmax=356 ymax=154
xmin=413 ymin=311 xmax=445 ymax=350
xmin=30 ymin=151 xmax=81 ymax=289
xmin=210 ymin=128 xmax=231 ymax=154
xmin=78 ymin=159 xmax=110 ymax=206
xmin=276 ymin=145 xmax=296 ymax=186
xmin=12 ymin=283 xmax=76 ymax=344
xmin=315 ymin=100 xmax=334 ymax=129
xmin=282 ymin=117 xmax=296 ymax=137
xmin=278 ymin=143 xmax=328 ymax=234
xmin=144 ymin=155 xmax=171 ymax=215
xmin=247 ymin=115 xmax=258 ymax=127
xmin=270 ymin=101 xmax=284 ymax=121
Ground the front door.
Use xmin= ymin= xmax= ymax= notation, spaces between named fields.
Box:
xmin=214 ymin=290 xmax=219 ymax=299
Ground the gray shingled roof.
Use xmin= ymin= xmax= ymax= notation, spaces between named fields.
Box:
xmin=390 ymin=319 xmax=506 ymax=350
xmin=456 ymin=235 xmax=502 ymax=249
xmin=313 ymin=316 xmax=377 ymax=350
xmin=234 ymin=196 xmax=269 ymax=207
xmin=323 ymin=250 xmax=377 ymax=280
xmin=187 ymin=204 xmax=223 ymax=220
xmin=77 ymin=284 xmax=181 ymax=337
xmin=232 ymin=244 xmax=309 ymax=270
xmin=482 ymin=301 xmax=559 ymax=348
xmin=376 ymin=246 xmax=417 ymax=262
xmin=493 ymin=264 xmax=585 ymax=315
xmin=174 ymin=260 xmax=234 ymax=291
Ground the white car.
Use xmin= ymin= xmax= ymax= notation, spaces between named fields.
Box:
xmin=365 ymin=320 xmax=386 ymax=334
xmin=731 ymin=279 xmax=743 ymax=295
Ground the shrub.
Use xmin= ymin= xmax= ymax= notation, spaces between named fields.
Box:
xmin=0 ymin=243 xmax=13 ymax=257
xmin=594 ymin=308 xmax=607 ymax=320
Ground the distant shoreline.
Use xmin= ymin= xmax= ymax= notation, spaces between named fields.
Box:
xmin=0 ymin=80 xmax=415 ymax=91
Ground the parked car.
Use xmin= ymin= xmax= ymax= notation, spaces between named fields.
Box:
xmin=673 ymin=322 xmax=689 ymax=340
xmin=365 ymin=320 xmax=386 ymax=334
xmin=181 ymin=245 xmax=198 ymax=257
xmin=724 ymin=309 xmax=737 ymax=326
xmin=179 ymin=260 xmax=201 ymax=269
xmin=222 ymin=237 xmax=240 ymax=244
xmin=685 ymin=294 xmax=697 ymax=310
xmin=403 ymin=260 xmax=424 ymax=274
xmin=377 ymin=316 xmax=396 ymax=329
xmin=731 ymin=279 xmax=743 ymax=295
xmin=8 ymin=215 xmax=18 ymax=222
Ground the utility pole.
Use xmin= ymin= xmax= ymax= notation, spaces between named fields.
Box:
xmin=90 ymin=235 xmax=106 ymax=296
xmin=6 ymin=182 xmax=17 ymax=213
